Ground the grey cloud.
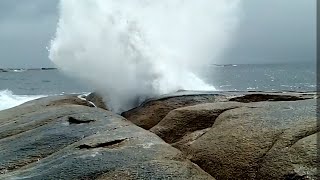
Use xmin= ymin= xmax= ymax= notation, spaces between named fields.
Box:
xmin=0 ymin=0 xmax=316 ymax=68
xmin=0 ymin=0 xmax=57 ymax=21
xmin=222 ymin=0 xmax=316 ymax=64
xmin=0 ymin=0 xmax=58 ymax=68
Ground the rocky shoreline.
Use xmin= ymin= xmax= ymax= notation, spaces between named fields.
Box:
xmin=0 ymin=91 xmax=318 ymax=179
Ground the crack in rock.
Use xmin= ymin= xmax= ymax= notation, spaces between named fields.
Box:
xmin=77 ymin=139 xmax=128 ymax=149
xmin=68 ymin=117 xmax=95 ymax=124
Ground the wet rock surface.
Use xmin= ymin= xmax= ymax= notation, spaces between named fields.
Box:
xmin=0 ymin=95 xmax=214 ymax=180
xmin=0 ymin=91 xmax=317 ymax=180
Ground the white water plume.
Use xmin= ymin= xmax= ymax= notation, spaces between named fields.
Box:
xmin=49 ymin=0 xmax=241 ymax=112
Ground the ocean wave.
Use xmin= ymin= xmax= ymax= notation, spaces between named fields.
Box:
xmin=0 ymin=90 xmax=46 ymax=111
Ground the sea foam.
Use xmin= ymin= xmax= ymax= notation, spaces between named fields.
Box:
xmin=49 ymin=0 xmax=241 ymax=112
xmin=0 ymin=90 xmax=45 ymax=111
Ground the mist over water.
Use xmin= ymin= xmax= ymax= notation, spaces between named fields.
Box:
xmin=49 ymin=0 xmax=241 ymax=112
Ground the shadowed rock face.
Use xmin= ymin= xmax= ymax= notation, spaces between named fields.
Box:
xmin=122 ymin=91 xmax=315 ymax=130
xmin=122 ymin=94 xmax=227 ymax=129
xmin=228 ymin=93 xmax=309 ymax=103
xmin=0 ymin=95 xmax=214 ymax=180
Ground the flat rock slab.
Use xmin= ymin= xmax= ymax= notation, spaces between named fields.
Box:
xmin=0 ymin=96 xmax=214 ymax=180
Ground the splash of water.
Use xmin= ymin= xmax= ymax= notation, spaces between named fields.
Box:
xmin=49 ymin=0 xmax=241 ymax=112
xmin=0 ymin=90 xmax=45 ymax=111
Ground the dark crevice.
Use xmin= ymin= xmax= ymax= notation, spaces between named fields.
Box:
xmin=229 ymin=94 xmax=308 ymax=103
xmin=283 ymin=173 xmax=310 ymax=180
xmin=254 ymin=131 xmax=285 ymax=179
xmin=254 ymin=128 xmax=318 ymax=178
xmin=286 ymin=128 xmax=319 ymax=148
xmin=68 ymin=117 xmax=95 ymax=124
xmin=257 ymin=131 xmax=284 ymax=161
xmin=78 ymin=139 xmax=127 ymax=149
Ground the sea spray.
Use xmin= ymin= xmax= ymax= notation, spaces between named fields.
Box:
xmin=0 ymin=90 xmax=45 ymax=111
xmin=49 ymin=0 xmax=241 ymax=112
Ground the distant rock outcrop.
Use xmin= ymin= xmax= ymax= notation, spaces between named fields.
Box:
xmin=0 ymin=69 xmax=8 ymax=72
xmin=0 ymin=68 xmax=57 ymax=73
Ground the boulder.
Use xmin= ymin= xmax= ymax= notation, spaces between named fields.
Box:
xmin=122 ymin=92 xmax=226 ymax=129
xmin=257 ymin=119 xmax=319 ymax=179
xmin=145 ymin=92 xmax=317 ymax=179
xmin=187 ymin=99 xmax=318 ymax=179
xmin=0 ymin=96 xmax=214 ymax=180
xmin=85 ymin=92 xmax=108 ymax=110
xmin=150 ymin=102 xmax=243 ymax=144
xmin=122 ymin=91 xmax=314 ymax=130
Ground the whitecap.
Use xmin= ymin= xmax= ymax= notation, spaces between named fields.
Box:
xmin=0 ymin=89 xmax=45 ymax=111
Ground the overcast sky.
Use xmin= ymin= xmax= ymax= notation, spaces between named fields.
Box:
xmin=0 ymin=0 xmax=316 ymax=68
